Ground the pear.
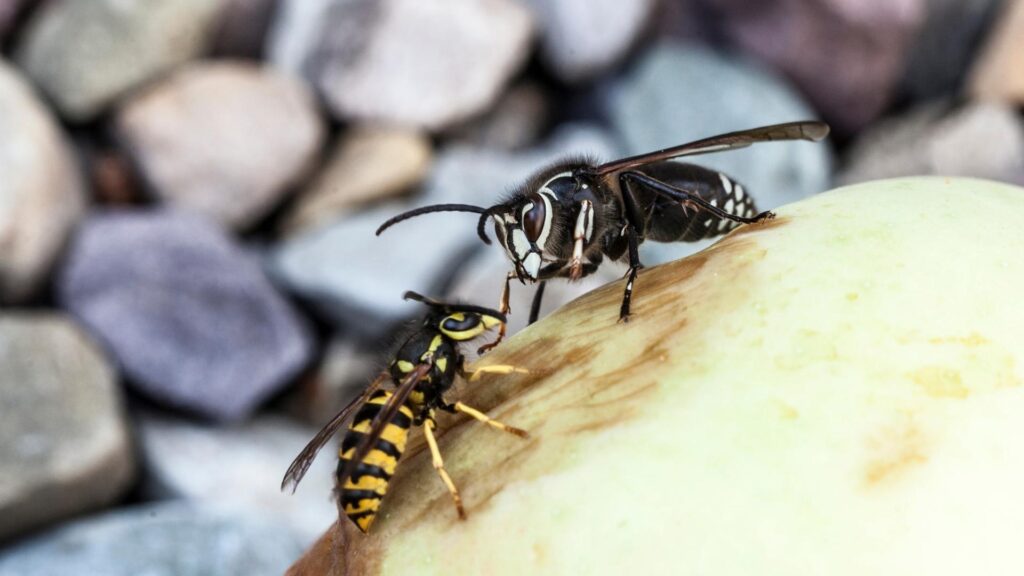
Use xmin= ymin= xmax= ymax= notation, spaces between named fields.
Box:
xmin=289 ymin=177 xmax=1024 ymax=576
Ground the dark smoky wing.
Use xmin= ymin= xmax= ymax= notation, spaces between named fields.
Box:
xmin=280 ymin=373 xmax=388 ymax=493
xmin=594 ymin=121 xmax=829 ymax=175
xmin=336 ymin=363 xmax=432 ymax=490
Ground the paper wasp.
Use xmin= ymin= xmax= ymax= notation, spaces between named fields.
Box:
xmin=377 ymin=121 xmax=829 ymax=346
xmin=281 ymin=292 xmax=528 ymax=533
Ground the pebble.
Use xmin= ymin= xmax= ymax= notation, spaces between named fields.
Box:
xmin=698 ymin=0 xmax=925 ymax=132
xmin=138 ymin=412 xmax=337 ymax=545
xmin=968 ymin=0 xmax=1024 ymax=105
xmin=267 ymin=0 xmax=533 ymax=129
xmin=0 ymin=314 xmax=133 ymax=542
xmin=0 ymin=60 xmax=85 ymax=304
xmin=0 ymin=0 xmax=26 ymax=40
xmin=446 ymin=82 xmax=552 ymax=151
xmin=210 ymin=0 xmax=279 ymax=58
xmin=116 ymin=61 xmax=325 ymax=230
xmin=837 ymin=101 xmax=1024 ymax=185
xmin=0 ymin=503 xmax=301 ymax=576
xmin=268 ymin=124 xmax=620 ymax=335
xmin=521 ymin=0 xmax=655 ymax=82
xmin=602 ymin=42 xmax=832 ymax=264
xmin=14 ymin=0 xmax=223 ymax=121
xmin=901 ymin=0 xmax=1002 ymax=101
xmin=57 ymin=210 xmax=313 ymax=421
xmin=280 ymin=127 xmax=432 ymax=236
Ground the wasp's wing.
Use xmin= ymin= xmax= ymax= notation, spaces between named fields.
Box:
xmin=594 ymin=121 xmax=829 ymax=176
xmin=336 ymin=363 xmax=432 ymax=489
xmin=280 ymin=373 xmax=389 ymax=493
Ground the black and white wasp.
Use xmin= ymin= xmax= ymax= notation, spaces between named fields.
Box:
xmin=377 ymin=121 xmax=829 ymax=346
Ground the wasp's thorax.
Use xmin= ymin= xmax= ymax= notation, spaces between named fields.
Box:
xmin=491 ymin=164 xmax=611 ymax=282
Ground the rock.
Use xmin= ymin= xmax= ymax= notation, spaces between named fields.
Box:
xmin=521 ymin=0 xmax=655 ymax=82
xmin=267 ymin=0 xmax=533 ymax=130
xmin=0 ymin=314 xmax=133 ymax=542
xmin=602 ymin=42 xmax=832 ymax=263
xmin=0 ymin=0 xmax=27 ymax=40
xmin=57 ymin=210 xmax=313 ymax=421
xmin=0 ymin=60 xmax=85 ymax=304
xmin=0 ymin=503 xmax=301 ymax=576
xmin=968 ymin=0 xmax=1024 ymax=104
xmin=901 ymin=0 xmax=1002 ymax=101
xmin=283 ymin=337 xmax=382 ymax=425
xmin=837 ymin=101 xmax=1024 ymax=185
xmin=290 ymin=177 xmax=1024 ymax=575
xmin=698 ymin=0 xmax=925 ymax=133
xmin=268 ymin=124 xmax=620 ymax=335
xmin=138 ymin=412 xmax=336 ymax=544
xmin=14 ymin=0 xmax=223 ymax=121
xmin=117 ymin=62 xmax=325 ymax=230
xmin=280 ymin=127 xmax=432 ymax=236
xmin=445 ymin=82 xmax=551 ymax=151
xmin=211 ymin=0 xmax=279 ymax=58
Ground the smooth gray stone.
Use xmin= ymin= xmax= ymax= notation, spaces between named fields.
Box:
xmin=57 ymin=210 xmax=313 ymax=421
xmin=0 ymin=60 xmax=85 ymax=304
xmin=0 ymin=314 xmax=133 ymax=542
xmin=0 ymin=504 xmax=302 ymax=576
xmin=14 ymin=0 xmax=223 ymax=121
xmin=137 ymin=412 xmax=336 ymax=545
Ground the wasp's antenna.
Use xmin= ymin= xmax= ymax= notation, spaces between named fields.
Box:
xmin=376 ymin=204 xmax=492 ymax=244
xmin=476 ymin=208 xmax=495 ymax=245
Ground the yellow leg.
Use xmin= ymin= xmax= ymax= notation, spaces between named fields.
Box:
xmin=467 ymin=364 xmax=529 ymax=381
xmin=455 ymin=401 xmax=529 ymax=438
xmin=423 ymin=419 xmax=466 ymax=520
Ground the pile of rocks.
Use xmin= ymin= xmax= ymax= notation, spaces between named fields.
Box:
xmin=0 ymin=0 xmax=1021 ymax=570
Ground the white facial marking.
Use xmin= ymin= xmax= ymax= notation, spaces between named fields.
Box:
xmin=523 ymin=252 xmax=542 ymax=279
xmin=735 ymin=184 xmax=745 ymax=200
xmin=725 ymin=199 xmax=735 ymax=213
xmin=511 ymin=229 xmax=530 ymax=258
xmin=539 ymin=171 xmax=573 ymax=195
xmin=719 ymin=173 xmax=733 ymax=194
xmin=535 ymin=193 xmax=553 ymax=250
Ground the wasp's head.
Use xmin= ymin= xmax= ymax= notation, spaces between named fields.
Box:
xmin=491 ymin=170 xmax=579 ymax=282
xmin=404 ymin=292 xmax=506 ymax=341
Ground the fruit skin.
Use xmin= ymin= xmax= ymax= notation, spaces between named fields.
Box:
xmin=290 ymin=177 xmax=1024 ymax=576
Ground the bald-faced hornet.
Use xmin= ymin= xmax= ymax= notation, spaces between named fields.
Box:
xmin=377 ymin=121 xmax=829 ymax=346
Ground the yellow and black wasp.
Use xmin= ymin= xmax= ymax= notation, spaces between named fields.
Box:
xmin=281 ymin=291 xmax=528 ymax=533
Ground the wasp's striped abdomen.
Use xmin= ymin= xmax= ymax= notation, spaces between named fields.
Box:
xmin=338 ymin=390 xmax=415 ymax=533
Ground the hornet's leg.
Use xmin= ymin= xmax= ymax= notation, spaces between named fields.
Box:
xmin=620 ymin=226 xmax=642 ymax=322
xmin=478 ymin=271 xmax=515 ymax=354
xmin=423 ymin=419 xmax=466 ymax=520
xmin=528 ymin=281 xmax=546 ymax=325
xmin=454 ymin=402 xmax=529 ymax=438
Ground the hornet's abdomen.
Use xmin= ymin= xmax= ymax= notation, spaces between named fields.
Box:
xmin=338 ymin=390 xmax=414 ymax=533
xmin=639 ymin=162 xmax=759 ymax=243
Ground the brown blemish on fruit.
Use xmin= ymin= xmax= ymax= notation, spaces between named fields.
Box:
xmin=928 ymin=333 xmax=990 ymax=347
xmin=864 ymin=417 xmax=929 ymax=486
xmin=909 ymin=366 xmax=969 ymax=399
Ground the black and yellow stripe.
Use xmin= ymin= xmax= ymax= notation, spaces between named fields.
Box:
xmin=338 ymin=390 xmax=415 ymax=533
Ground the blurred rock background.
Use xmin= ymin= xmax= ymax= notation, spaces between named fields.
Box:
xmin=0 ymin=0 xmax=1021 ymax=572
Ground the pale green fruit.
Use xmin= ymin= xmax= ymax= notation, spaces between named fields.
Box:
xmin=290 ymin=177 xmax=1024 ymax=576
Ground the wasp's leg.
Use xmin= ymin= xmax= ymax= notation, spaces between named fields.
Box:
xmin=478 ymin=271 xmax=515 ymax=354
xmin=621 ymin=171 xmax=774 ymax=224
xmin=453 ymin=402 xmax=529 ymax=438
xmin=423 ymin=419 xmax=466 ymax=520
xmin=465 ymin=364 xmax=529 ymax=381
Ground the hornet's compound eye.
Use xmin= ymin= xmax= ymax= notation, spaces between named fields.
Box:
xmin=522 ymin=192 xmax=546 ymax=243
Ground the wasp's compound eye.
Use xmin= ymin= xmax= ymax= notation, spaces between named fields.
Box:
xmin=522 ymin=192 xmax=546 ymax=243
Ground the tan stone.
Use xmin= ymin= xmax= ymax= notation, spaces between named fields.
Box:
xmin=969 ymin=0 xmax=1024 ymax=103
